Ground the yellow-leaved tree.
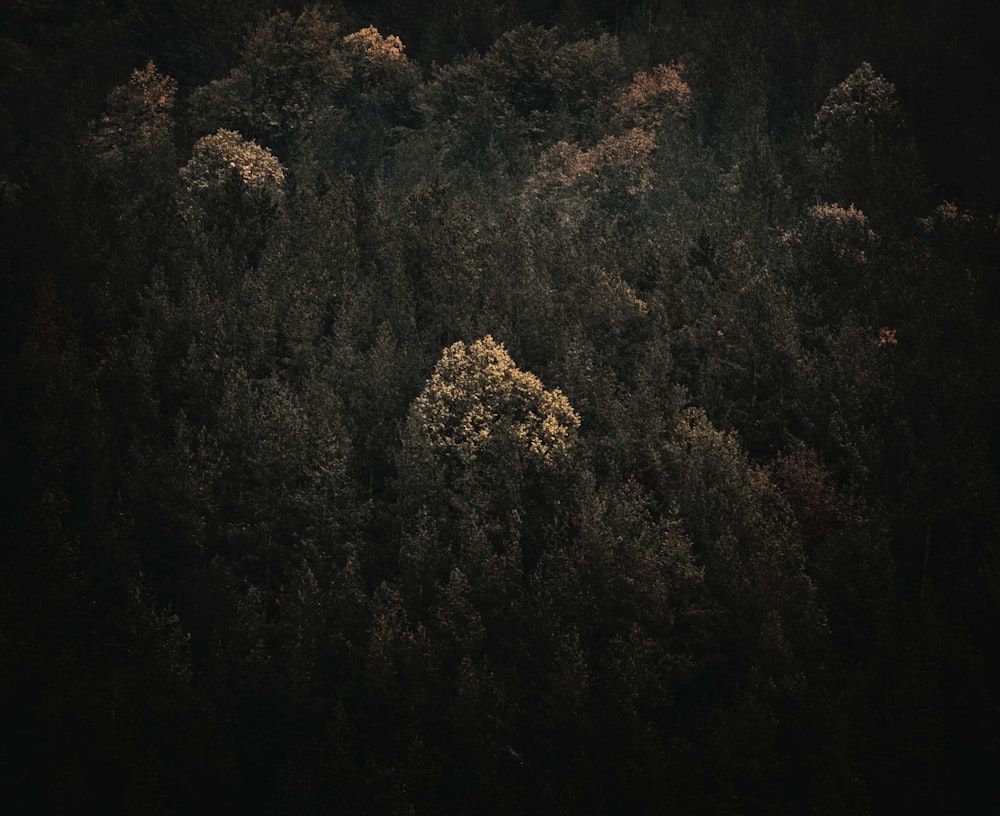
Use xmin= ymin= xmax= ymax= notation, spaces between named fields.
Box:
xmin=398 ymin=336 xmax=581 ymax=589
xmin=178 ymin=128 xmax=287 ymax=273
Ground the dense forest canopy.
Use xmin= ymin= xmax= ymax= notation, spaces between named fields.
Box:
xmin=2 ymin=1 xmax=998 ymax=814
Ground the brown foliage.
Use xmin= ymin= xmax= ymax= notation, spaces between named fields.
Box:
xmin=93 ymin=61 xmax=177 ymax=155
xmin=527 ymin=127 xmax=656 ymax=194
xmin=771 ymin=442 xmax=839 ymax=524
xmin=615 ymin=64 xmax=691 ymax=128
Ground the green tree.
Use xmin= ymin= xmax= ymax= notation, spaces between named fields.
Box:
xmin=189 ymin=7 xmax=349 ymax=151
xmin=416 ymin=25 xmax=631 ymax=176
xmin=189 ymin=8 xmax=418 ymax=175
xmin=333 ymin=25 xmax=420 ymax=171
xmin=80 ymin=61 xmax=186 ymax=334
xmin=663 ymin=407 xmax=823 ymax=651
xmin=810 ymin=61 xmax=922 ymax=223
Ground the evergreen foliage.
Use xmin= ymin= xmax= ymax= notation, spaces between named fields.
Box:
xmin=2 ymin=2 xmax=998 ymax=813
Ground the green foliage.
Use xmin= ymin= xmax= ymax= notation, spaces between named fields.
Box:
xmin=177 ymin=128 xmax=287 ymax=275
xmin=4 ymin=5 xmax=998 ymax=814
xmin=575 ymin=478 xmax=703 ymax=636
xmin=188 ymin=8 xmax=420 ymax=175
xmin=189 ymin=7 xmax=349 ymax=148
xmin=813 ymin=61 xmax=904 ymax=163
xmin=417 ymin=24 xmax=633 ymax=175
xmin=663 ymin=408 xmax=825 ymax=660
xmin=810 ymin=61 xmax=922 ymax=221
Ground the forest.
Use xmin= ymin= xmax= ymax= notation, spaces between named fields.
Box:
xmin=1 ymin=1 xmax=998 ymax=813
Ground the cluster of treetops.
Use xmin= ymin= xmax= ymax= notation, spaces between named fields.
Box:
xmin=1 ymin=1 xmax=997 ymax=814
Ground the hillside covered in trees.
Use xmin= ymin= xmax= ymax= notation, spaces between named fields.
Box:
xmin=2 ymin=1 xmax=998 ymax=813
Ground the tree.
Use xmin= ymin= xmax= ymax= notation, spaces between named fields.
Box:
xmin=416 ymin=25 xmax=632 ymax=176
xmin=91 ymin=60 xmax=177 ymax=162
xmin=810 ymin=61 xmax=922 ymax=222
xmin=659 ymin=407 xmax=865 ymax=812
xmin=188 ymin=7 xmax=349 ymax=151
xmin=180 ymin=128 xmax=286 ymax=204
xmin=335 ymin=25 xmax=420 ymax=172
xmin=403 ymin=336 xmax=579 ymax=479
xmin=82 ymin=61 xmax=185 ymax=332
xmin=178 ymin=128 xmax=286 ymax=271
xmin=189 ymin=9 xmax=419 ymax=175
xmin=398 ymin=336 xmax=581 ymax=574
xmin=615 ymin=63 xmax=691 ymax=129
xmin=662 ymin=407 xmax=826 ymax=692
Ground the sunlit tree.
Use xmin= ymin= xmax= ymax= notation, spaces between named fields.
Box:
xmin=615 ymin=63 xmax=692 ymax=129
xmin=399 ymin=336 xmax=580 ymax=576
xmin=179 ymin=128 xmax=286 ymax=266
xmin=180 ymin=128 xmax=286 ymax=201
xmin=402 ymin=335 xmax=579 ymax=494
xmin=92 ymin=60 xmax=177 ymax=159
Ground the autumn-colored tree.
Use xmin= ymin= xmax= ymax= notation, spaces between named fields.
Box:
xmin=178 ymin=128 xmax=286 ymax=271
xmin=180 ymin=128 xmax=286 ymax=202
xmin=615 ymin=63 xmax=692 ymax=129
xmin=527 ymin=127 xmax=657 ymax=195
xmin=398 ymin=336 xmax=580 ymax=578
xmin=92 ymin=60 xmax=177 ymax=159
